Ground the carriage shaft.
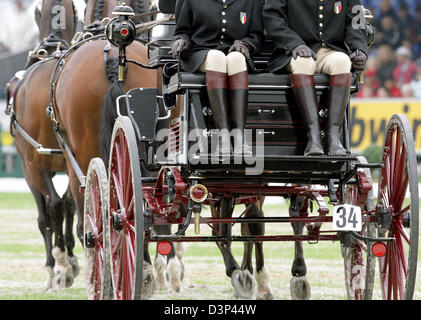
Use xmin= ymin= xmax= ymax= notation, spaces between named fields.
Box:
xmin=152 ymin=215 xmax=375 ymax=225
xmin=147 ymin=234 xmax=339 ymax=242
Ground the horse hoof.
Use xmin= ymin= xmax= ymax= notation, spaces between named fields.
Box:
xmin=231 ymin=269 xmax=256 ymax=299
xmin=167 ymin=257 xmax=183 ymax=293
xmin=53 ymin=270 xmax=74 ymax=289
xmin=290 ymin=276 xmax=311 ymax=300
xmin=67 ymin=255 xmax=80 ymax=278
xmin=256 ymin=289 xmax=274 ymax=300
xmin=141 ymin=262 xmax=156 ymax=300
xmin=154 ymin=254 xmax=168 ymax=290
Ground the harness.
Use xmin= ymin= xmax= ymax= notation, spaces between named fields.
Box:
xmin=26 ymin=34 xmax=70 ymax=68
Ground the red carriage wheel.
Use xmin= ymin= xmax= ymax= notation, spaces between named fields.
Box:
xmin=108 ymin=116 xmax=145 ymax=300
xmin=377 ymin=114 xmax=418 ymax=300
xmin=83 ymin=157 xmax=113 ymax=300
xmin=343 ymin=157 xmax=376 ymax=300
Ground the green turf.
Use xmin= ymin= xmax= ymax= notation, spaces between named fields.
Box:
xmin=0 ymin=193 xmax=36 ymax=209
xmin=1 ymin=192 xmax=420 ymax=300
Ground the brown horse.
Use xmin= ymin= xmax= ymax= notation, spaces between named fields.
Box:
xmin=9 ymin=0 xmax=79 ymax=291
xmin=50 ymin=0 xmax=163 ymax=298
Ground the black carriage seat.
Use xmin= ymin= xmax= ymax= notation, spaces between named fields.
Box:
xmin=167 ymin=72 xmax=358 ymax=94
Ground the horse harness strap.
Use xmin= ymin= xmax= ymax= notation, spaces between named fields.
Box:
xmin=104 ymin=42 xmax=112 ymax=64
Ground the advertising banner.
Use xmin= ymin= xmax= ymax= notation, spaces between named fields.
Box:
xmin=350 ymin=99 xmax=421 ymax=154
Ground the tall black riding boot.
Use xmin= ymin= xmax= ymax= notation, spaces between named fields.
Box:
xmin=228 ymin=70 xmax=252 ymax=156
xmin=290 ymin=74 xmax=324 ymax=156
xmin=206 ymin=70 xmax=231 ymax=157
xmin=326 ymin=73 xmax=353 ymax=156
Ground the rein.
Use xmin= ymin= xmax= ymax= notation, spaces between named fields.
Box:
xmin=131 ymin=9 xmax=160 ymax=20
xmin=135 ymin=14 xmax=175 ymax=35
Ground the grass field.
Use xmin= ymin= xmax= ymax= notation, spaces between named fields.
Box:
xmin=0 ymin=192 xmax=420 ymax=300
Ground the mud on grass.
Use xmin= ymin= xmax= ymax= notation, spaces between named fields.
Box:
xmin=1 ymin=193 xmax=421 ymax=300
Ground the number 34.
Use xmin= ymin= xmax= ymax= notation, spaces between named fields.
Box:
xmin=332 ymin=205 xmax=362 ymax=231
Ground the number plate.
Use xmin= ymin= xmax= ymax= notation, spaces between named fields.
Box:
xmin=332 ymin=204 xmax=362 ymax=231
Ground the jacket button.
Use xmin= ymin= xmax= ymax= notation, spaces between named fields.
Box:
xmin=222 ymin=19 xmax=227 ymax=24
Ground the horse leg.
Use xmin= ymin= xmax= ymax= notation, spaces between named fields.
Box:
xmin=170 ymin=203 xmax=188 ymax=285
xmin=42 ymin=173 xmax=73 ymax=289
xmin=141 ymin=243 xmax=155 ymax=299
xmin=152 ymin=224 xmax=183 ymax=293
xmin=289 ymin=194 xmax=311 ymax=300
xmin=153 ymin=241 xmax=169 ymax=290
xmin=212 ymin=199 xmax=255 ymax=299
xmin=241 ymin=202 xmax=274 ymax=300
xmin=66 ymin=168 xmax=84 ymax=246
xmin=174 ymin=241 xmax=186 ymax=282
xmin=62 ymin=185 xmax=79 ymax=279
xmin=28 ymin=184 xmax=55 ymax=291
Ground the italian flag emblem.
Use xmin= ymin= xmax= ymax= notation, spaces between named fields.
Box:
xmin=240 ymin=12 xmax=247 ymax=24
xmin=334 ymin=1 xmax=342 ymax=14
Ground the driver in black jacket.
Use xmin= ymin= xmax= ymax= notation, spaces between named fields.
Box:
xmin=263 ymin=0 xmax=368 ymax=156
xmin=171 ymin=0 xmax=264 ymax=157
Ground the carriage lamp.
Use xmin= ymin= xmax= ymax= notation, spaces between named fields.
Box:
xmin=372 ymin=242 xmax=387 ymax=258
xmin=105 ymin=4 xmax=137 ymax=81
xmin=105 ymin=5 xmax=136 ymax=48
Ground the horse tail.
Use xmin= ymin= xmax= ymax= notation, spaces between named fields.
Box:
xmin=100 ymin=58 xmax=126 ymax=167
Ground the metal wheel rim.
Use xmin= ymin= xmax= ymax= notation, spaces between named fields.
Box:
xmin=108 ymin=116 xmax=144 ymax=300
xmin=377 ymin=114 xmax=419 ymax=300
xmin=83 ymin=157 xmax=109 ymax=300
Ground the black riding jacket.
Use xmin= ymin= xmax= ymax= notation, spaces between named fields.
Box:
xmin=263 ymin=0 xmax=368 ymax=72
xmin=173 ymin=0 xmax=265 ymax=72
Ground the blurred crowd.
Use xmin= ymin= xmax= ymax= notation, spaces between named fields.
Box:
xmin=359 ymin=0 xmax=421 ymax=98
xmin=0 ymin=0 xmax=39 ymax=53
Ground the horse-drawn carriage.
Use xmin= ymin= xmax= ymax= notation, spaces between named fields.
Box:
xmin=80 ymin=1 xmax=419 ymax=300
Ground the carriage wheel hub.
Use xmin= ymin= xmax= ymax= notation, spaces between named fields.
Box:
xmin=376 ymin=204 xmax=392 ymax=232
xmin=112 ymin=212 xmax=123 ymax=231
xmin=85 ymin=231 xmax=95 ymax=248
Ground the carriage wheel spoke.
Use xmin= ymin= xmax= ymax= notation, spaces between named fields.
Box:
xmin=395 ymin=219 xmax=410 ymax=244
xmin=393 ymin=172 xmax=408 ymax=214
xmin=395 ymin=230 xmax=408 ymax=279
xmin=112 ymin=171 xmax=125 ymax=211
